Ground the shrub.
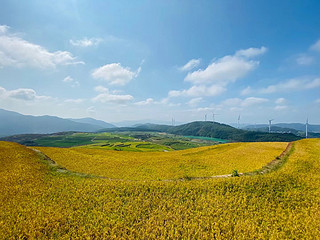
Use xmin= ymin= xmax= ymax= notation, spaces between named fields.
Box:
xmin=231 ymin=169 xmax=240 ymax=177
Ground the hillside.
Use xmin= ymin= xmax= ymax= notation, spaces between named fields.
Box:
xmin=245 ymin=125 xmax=320 ymax=138
xmin=0 ymin=109 xmax=108 ymax=137
xmin=245 ymin=123 xmax=320 ymax=133
xmin=70 ymin=118 xmax=116 ymax=128
xmin=36 ymin=142 xmax=287 ymax=180
xmin=1 ymin=139 xmax=320 ymax=239
xmin=135 ymin=121 xmax=302 ymax=142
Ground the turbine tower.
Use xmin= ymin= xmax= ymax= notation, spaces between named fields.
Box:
xmin=212 ymin=112 xmax=220 ymax=123
xmin=237 ymin=115 xmax=241 ymax=129
xmin=306 ymin=118 xmax=308 ymax=139
xmin=268 ymin=119 xmax=274 ymax=133
xmin=205 ymin=114 xmax=207 ymax=122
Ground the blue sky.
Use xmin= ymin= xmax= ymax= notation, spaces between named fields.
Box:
xmin=0 ymin=0 xmax=320 ymax=124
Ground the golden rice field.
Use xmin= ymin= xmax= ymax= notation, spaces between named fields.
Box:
xmin=35 ymin=142 xmax=287 ymax=180
xmin=1 ymin=139 xmax=320 ymax=239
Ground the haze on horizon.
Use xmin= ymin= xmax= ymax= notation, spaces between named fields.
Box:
xmin=0 ymin=0 xmax=320 ymax=125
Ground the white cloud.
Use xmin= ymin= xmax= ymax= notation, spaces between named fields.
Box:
xmin=94 ymin=85 xmax=109 ymax=93
xmin=0 ymin=25 xmax=83 ymax=69
xmin=92 ymin=63 xmax=140 ymax=86
xmin=92 ymin=87 xmax=133 ymax=104
xmin=169 ymin=85 xmax=225 ymax=98
xmin=184 ymin=47 xmax=266 ymax=86
xmin=185 ymin=55 xmax=258 ymax=85
xmin=222 ymin=98 xmax=242 ymax=106
xmin=260 ymin=78 xmax=320 ymax=94
xmin=187 ymin=97 xmax=202 ymax=107
xmin=296 ymin=55 xmax=314 ymax=65
xmin=134 ymin=98 xmax=154 ymax=106
xmin=179 ymin=59 xmax=201 ymax=71
xmin=241 ymin=86 xmax=252 ymax=96
xmin=275 ymin=98 xmax=286 ymax=104
xmin=241 ymin=97 xmax=269 ymax=107
xmin=316 ymin=99 xmax=320 ymax=103
xmin=0 ymin=25 xmax=9 ymax=34
xmin=169 ymin=47 xmax=266 ymax=100
xmin=7 ymin=88 xmax=37 ymax=101
xmin=222 ymin=97 xmax=269 ymax=107
xmin=274 ymin=105 xmax=288 ymax=111
xmin=87 ymin=106 xmax=96 ymax=115
xmin=0 ymin=86 xmax=51 ymax=101
xmin=93 ymin=93 xmax=133 ymax=104
xmin=310 ymin=39 xmax=320 ymax=52
xmin=235 ymin=46 xmax=267 ymax=58
xmin=64 ymin=99 xmax=84 ymax=104
xmin=63 ymin=76 xmax=73 ymax=83
xmin=305 ymin=78 xmax=320 ymax=88
xmin=195 ymin=107 xmax=215 ymax=112
xmin=70 ymin=38 xmax=103 ymax=47
xmin=63 ymin=76 xmax=79 ymax=87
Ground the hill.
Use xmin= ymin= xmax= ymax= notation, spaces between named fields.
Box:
xmin=70 ymin=117 xmax=116 ymax=128
xmin=244 ymin=124 xmax=320 ymax=138
xmin=0 ymin=109 xmax=107 ymax=137
xmin=36 ymin=142 xmax=287 ymax=180
xmin=134 ymin=121 xmax=302 ymax=142
xmin=1 ymin=139 xmax=320 ymax=238
xmin=245 ymin=123 xmax=320 ymax=133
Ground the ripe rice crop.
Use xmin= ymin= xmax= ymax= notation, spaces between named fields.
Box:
xmin=1 ymin=139 xmax=320 ymax=239
xmin=36 ymin=142 xmax=287 ymax=180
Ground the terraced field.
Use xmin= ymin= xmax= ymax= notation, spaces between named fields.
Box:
xmin=1 ymin=139 xmax=320 ymax=239
xmin=35 ymin=142 xmax=287 ymax=180
xmin=1 ymin=131 xmax=220 ymax=151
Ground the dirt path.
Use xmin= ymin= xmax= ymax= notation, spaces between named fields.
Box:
xmin=29 ymin=142 xmax=294 ymax=182
xmin=244 ymin=141 xmax=293 ymax=176
xmin=29 ymin=147 xmax=93 ymax=177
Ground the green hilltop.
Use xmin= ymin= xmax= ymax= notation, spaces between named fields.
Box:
xmin=131 ymin=121 xmax=302 ymax=142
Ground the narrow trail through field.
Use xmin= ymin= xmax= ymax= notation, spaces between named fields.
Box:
xmin=29 ymin=142 xmax=294 ymax=182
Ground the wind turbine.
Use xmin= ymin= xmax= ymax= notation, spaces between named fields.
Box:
xmin=237 ymin=115 xmax=241 ymax=129
xmin=212 ymin=112 xmax=220 ymax=123
xmin=268 ymin=119 xmax=274 ymax=133
xmin=306 ymin=118 xmax=308 ymax=139
xmin=205 ymin=114 xmax=207 ymax=122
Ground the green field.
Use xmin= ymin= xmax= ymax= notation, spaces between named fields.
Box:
xmin=2 ymin=131 xmax=220 ymax=151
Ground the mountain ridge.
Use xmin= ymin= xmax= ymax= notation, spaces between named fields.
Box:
xmin=101 ymin=121 xmax=302 ymax=142
xmin=0 ymin=108 xmax=113 ymax=137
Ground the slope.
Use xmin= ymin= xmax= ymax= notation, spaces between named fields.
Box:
xmin=70 ymin=117 xmax=116 ymax=128
xmin=135 ymin=121 xmax=301 ymax=142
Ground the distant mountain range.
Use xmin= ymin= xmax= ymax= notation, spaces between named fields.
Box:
xmin=0 ymin=108 xmax=312 ymax=142
xmin=0 ymin=109 xmax=114 ymax=137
